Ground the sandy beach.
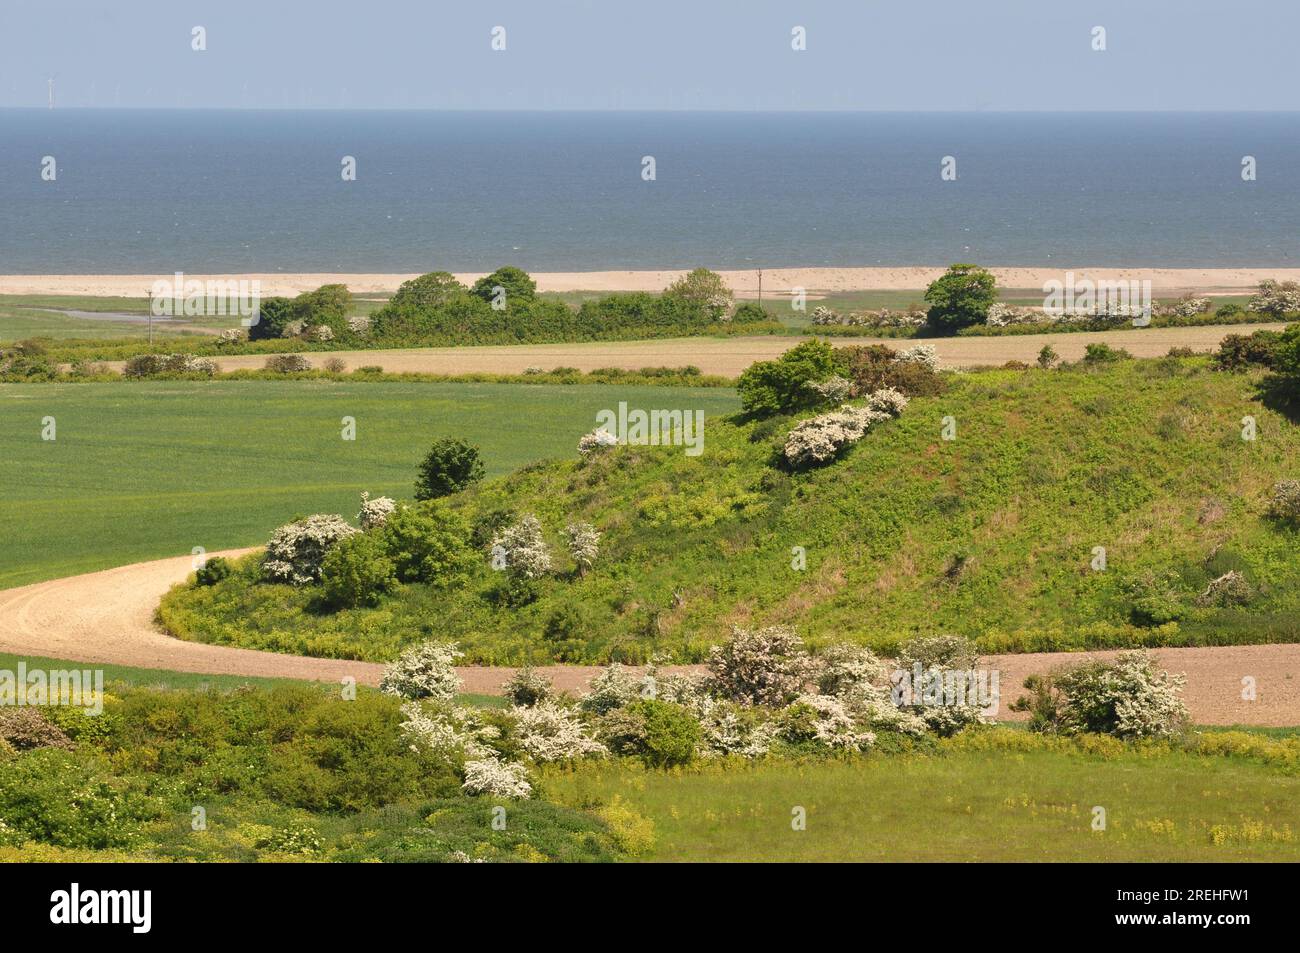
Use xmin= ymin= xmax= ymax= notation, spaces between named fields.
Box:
xmin=3 ymin=266 xmax=1298 ymax=299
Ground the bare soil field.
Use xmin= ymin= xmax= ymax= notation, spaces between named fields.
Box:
xmin=0 ymin=552 xmax=1294 ymax=724
xmin=101 ymin=324 xmax=1290 ymax=377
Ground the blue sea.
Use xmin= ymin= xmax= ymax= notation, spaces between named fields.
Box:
xmin=1 ymin=110 xmax=1298 ymax=273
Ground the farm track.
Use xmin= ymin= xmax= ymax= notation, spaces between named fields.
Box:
xmin=101 ymin=324 xmax=1289 ymax=377
xmin=0 ymin=552 xmax=1296 ymax=724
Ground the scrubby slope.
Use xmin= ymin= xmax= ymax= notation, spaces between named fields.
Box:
xmin=163 ymin=357 xmax=1300 ymax=663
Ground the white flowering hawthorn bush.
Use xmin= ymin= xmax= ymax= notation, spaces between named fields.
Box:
xmin=1046 ymin=650 xmax=1189 ymax=739
xmin=707 ymin=625 xmax=816 ymax=707
xmin=579 ymin=664 xmax=645 ymax=715
xmin=216 ymin=327 xmax=247 ymax=347
xmin=806 ymin=374 xmax=853 ymax=404
xmin=577 ymin=428 xmax=619 ymax=454
xmin=815 ymin=643 xmax=887 ymax=699
xmin=898 ymin=344 xmax=938 ymax=371
xmin=698 ymin=703 xmax=779 ymax=758
xmin=346 ymin=315 xmax=372 ymax=336
xmin=513 ymin=702 xmax=607 ymax=763
xmin=379 ymin=640 xmax=462 ymax=701
xmin=809 ymin=307 xmax=925 ymax=329
xmin=311 ymin=324 xmax=335 ymax=342
xmin=866 ymin=386 xmax=909 ymax=416
xmin=357 ymin=492 xmax=397 ymax=530
xmin=461 ymin=757 xmax=532 ymax=799
xmin=985 ymin=303 xmax=1041 ymax=327
xmin=782 ymin=694 xmax=875 ymax=751
xmin=502 ymin=667 xmax=554 ymax=707
xmin=262 ymin=514 xmax=358 ymax=585
xmin=565 ymin=522 xmax=600 ymax=576
xmin=783 ymin=405 xmax=888 ymax=470
xmin=1248 ymin=279 xmax=1300 ymax=316
xmin=399 ymin=702 xmax=498 ymax=766
xmin=491 ymin=515 xmax=552 ymax=580
xmin=1155 ymin=294 xmax=1211 ymax=318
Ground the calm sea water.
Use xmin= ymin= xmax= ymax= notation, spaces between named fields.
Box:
xmin=1 ymin=110 xmax=1297 ymax=273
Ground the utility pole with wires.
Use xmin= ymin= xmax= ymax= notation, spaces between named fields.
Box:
xmin=757 ymin=269 xmax=762 ymax=304
xmin=48 ymin=78 xmax=55 ymax=109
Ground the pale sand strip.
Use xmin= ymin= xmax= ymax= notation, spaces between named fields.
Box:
xmin=97 ymin=324 xmax=1290 ymax=376
xmin=4 ymin=266 xmax=1300 ymax=299
xmin=0 ymin=550 xmax=1295 ymax=723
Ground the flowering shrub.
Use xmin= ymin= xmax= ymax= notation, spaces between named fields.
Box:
xmin=346 ymin=315 xmax=372 ymax=336
xmin=1266 ymin=479 xmax=1300 ymax=526
xmin=985 ymin=303 xmax=1040 ymax=327
xmin=814 ymin=643 xmax=887 ymax=699
xmin=0 ymin=709 xmax=74 ymax=751
xmin=357 ymin=492 xmax=396 ymax=530
xmin=265 ymin=353 xmax=312 ymax=373
xmin=898 ymin=344 xmax=939 ymax=371
xmin=580 ymin=664 xmax=644 ymax=714
xmin=578 ymin=427 xmax=619 ymax=454
xmin=311 ymin=324 xmax=335 ymax=342
xmin=782 ymin=405 xmax=887 ymax=470
xmin=502 ymin=667 xmax=553 ymax=707
xmin=806 ymin=375 xmax=853 ymax=404
xmin=1249 ymin=279 xmax=1300 ymax=316
xmin=461 ymin=757 xmax=532 ymax=799
xmin=781 ymin=694 xmax=875 ymax=751
xmin=1013 ymin=650 xmax=1188 ymax=739
xmin=707 ymin=625 xmax=815 ymax=707
xmin=866 ymin=386 xmax=909 ymax=416
xmin=565 ymin=522 xmax=600 ymax=576
xmin=216 ymin=327 xmax=246 ymax=347
xmin=698 ymin=702 xmax=778 ymax=758
xmin=122 ymin=353 xmax=218 ymax=378
xmin=513 ymin=702 xmax=606 ymax=763
xmin=256 ymin=824 xmax=324 ymax=855
xmin=399 ymin=701 xmax=498 ymax=765
xmin=1156 ymin=294 xmax=1211 ymax=318
xmin=379 ymin=640 xmax=462 ymax=701
xmin=262 ymin=514 xmax=358 ymax=585
xmin=491 ymin=515 xmax=552 ymax=580
xmin=809 ymin=307 xmax=925 ymax=328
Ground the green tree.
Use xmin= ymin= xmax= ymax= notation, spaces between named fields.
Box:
xmin=923 ymin=264 xmax=998 ymax=332
xmin=663 ymin=267 xmax=734 ymax=318
xmin=736 ymin=340 xmax=838 ymax=415
xmin=415 ymin=438 xmax=485 ymax=500
xmin=292 ymin=283 xmax=353 ymax=337
xmin=390 ymin=271 xmax=469 ymax=310
xmin=471 ymin=266 xmax=537 ymax=306
xmin=248 ymin=296 xmax=295 ymax=340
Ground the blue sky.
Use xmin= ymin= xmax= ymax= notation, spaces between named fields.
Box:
xmin=1 ymin=0 xmax=1295 ymax=110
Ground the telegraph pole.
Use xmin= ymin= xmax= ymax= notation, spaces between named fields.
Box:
xmin=757 ymin=269 xmax=763 ymax=304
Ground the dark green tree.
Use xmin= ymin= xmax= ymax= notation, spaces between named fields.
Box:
xmin=414 ymin=438 xmax=485 ymax=500
xmin=923 ymin=264 xmax=998 ymax=332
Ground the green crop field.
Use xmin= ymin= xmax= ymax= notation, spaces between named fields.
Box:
xmin=543 ymin=731 xmax=1300 ymax=861
xmin=0 ymin=381 xmax=740 ymax=588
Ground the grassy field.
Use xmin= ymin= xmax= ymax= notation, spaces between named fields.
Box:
xmin=162 ymin=357 xmax=1300 ymax=664
xmin=0 ymin=381 xmax=739 ymax=588
xmin=543 ymin=733 xmax=1300 ymax=861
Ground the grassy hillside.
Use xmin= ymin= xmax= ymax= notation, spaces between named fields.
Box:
xmin=162 ymin=356 xmax=1300 ymax=663
xmin=0 ymin=381 xmax=739 ymax=587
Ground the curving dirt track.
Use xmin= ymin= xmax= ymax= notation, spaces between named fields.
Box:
xmin=99 ymin=324 xmax=1289 ymax=377
xmin=0 ymin=552 xmax=1296 ymax=724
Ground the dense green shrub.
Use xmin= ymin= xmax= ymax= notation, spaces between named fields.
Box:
xmin=732 ymin=301 xmax=768 ymax=323
xmin=1213 ymin=329 xmax=1281 ymax=370
xmin=923 ymin=264 xmax=998 ymax=332
xmin=624 ymin=699 xmax=700 ymax=767
xmin=736 ymin=340 xmax=838 ymax=415
xmin=663 ymin=267 xmax=734 ymax=318
xmin=379 ymin=502 xmax=477 ymax=584
xmin=194 ymin=556 xmax=232 ymax=586
xmin=0 ymin=750 xmax=156 ymax=848
xmin=320 ymin=533 xmax=397 ymax=608
xmin=291 ymin=283 xmax=353 ymax=338
xmin=415 ymin=438 xmax=485 ymax=500
xmin=1082 ymin=342 xmax=1132 ymax=364
xmin=265 ymin=353 xmax=313 ymax=373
